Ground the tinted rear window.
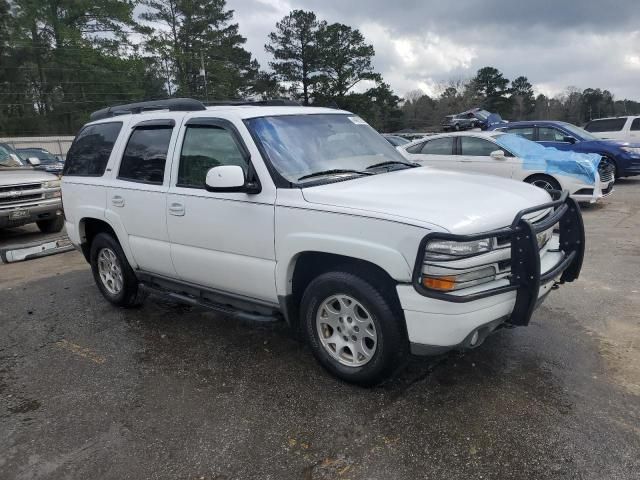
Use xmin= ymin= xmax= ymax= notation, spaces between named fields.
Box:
xmin=631 ymin=118 xmax=640 ymax=131
xmin=63 ymin=122 xmax=122 ymax=176
xmin=118 ymin=126 xmax=173 ymax=184
xmin=584 ymin=118 xmax=626 ymax=132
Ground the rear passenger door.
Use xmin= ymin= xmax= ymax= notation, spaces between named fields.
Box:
xmin=407 ymin=137 xmax=459 ymax=171
xmin=166 ymin=118 xmax=277 ymax=303
xmin=106 ymin=119 xmax=178 ymax=277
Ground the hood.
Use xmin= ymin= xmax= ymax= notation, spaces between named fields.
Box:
xmin=301 ymin=167 xmax=552 ymax=234
xmin=495 ymin=134 xmax=600 ymax=184
xmin=0 ymin=168 xmax=58 ymax=187
xmin=582 ymin=139 xmax=640 ymax=149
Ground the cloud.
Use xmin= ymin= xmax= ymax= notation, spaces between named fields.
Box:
xmin=232 ymin=0 xmax=640 ymax=100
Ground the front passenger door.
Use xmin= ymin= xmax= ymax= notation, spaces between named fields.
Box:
xmin=167 ymin=118 xmax=277 ymax=303
xmin=537 ymin=126 xmax=574 ymax=151
xmin=457 ymin=136 xmax=515 ymax=179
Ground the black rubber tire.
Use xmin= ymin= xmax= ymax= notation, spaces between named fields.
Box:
xmin=300 ymin=271 xmax=409 ymax=386
xmin=454 ymin=123 xmax=461 ymax=131
xmin=89 ymin=232 xmax=147 ymax=308
xmin=525 ymin=174 xmax=561 ymax=192
xmin=36 ymin=216 xmax=64 ymax=233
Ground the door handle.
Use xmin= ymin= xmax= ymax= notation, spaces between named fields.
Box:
xmin=111 ymin=195 xmax=125 ymax=207
xmin=168 ymin=202 xmax=185 ymax=216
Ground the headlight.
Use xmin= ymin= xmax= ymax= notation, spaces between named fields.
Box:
xmin=536 ymin=226 xmax=554 ymax=249
xmin=43 ymin=180 xmax=61 ymax=188
xmin=621 ymin=147 xmax=640 ymax=156
xmin=422 ymin=266 xmax=496 ymax=291
xmin=425 ymin=238 xmax=494 ymax=260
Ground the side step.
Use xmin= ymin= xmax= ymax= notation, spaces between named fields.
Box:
xmin=139 ymin=278 xmax=283 ymax=324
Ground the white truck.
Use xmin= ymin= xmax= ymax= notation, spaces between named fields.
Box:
xmin=61 ymin=99 xmax=585 ymax=385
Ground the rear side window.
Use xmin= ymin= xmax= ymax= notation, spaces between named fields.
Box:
xmin=63 ymin=122 xmax=122 ymax=176
xmin=631 ymin=118 xmax=640 ymax=131
xmin=118 ymin=125 xmax=173 ymax=184
xmin=460 ymin=137 xmax=498 ymax=156
xmin=420 ymin=137 xmax=454 ymax=155
xmin=584 ymin=118 xmax=626 ymax=132
xmin=505 ymin=127 xmax=534 ymax=140
xmin=177 ymin=126 xmax=248 ymax=188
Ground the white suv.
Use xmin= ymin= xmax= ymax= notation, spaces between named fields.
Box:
xmin=62 ymin=99 xmax=585 ymax=385
xmin=584 ymin=116 xmax=640 ymax=142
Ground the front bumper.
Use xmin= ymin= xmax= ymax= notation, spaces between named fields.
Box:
xmin=404 ymin=191 xmax=585 ymax=353
xmin=0 ymin=199 xmax=62 ymax=228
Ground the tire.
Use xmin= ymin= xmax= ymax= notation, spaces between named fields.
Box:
xmin=454 ymin=123 xmax=461 ymax=131
xmin=300 ymin=271 xmax=409 ymax=386
xmin=525 ymin=174 xmax=561 ymax=192
xmin=36 ymin=215 xmax=64 ymax=233
xmin=89 ymin=233 xmax=147 ymax=308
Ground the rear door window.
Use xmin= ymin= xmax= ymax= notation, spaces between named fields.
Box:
xmin=63 ymin=122 xmax=122 ymax=176
xmin=538 ymin=127 xmax=566 ymax=142
xmin=420 ymin=137 xmax=454 ymax=155
xmin=631 ymin=118 xmax=640 ymax=131
xmin=118 ymin=124 xmax=173 ymax=184
xmin=505 ymin=127 xmax=535 ymax=140
xmin=584 ymin=118 xmax=626 ymax=132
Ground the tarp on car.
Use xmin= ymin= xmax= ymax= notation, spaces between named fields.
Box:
xmin=494 ymin=133 xmax=600 ymax=184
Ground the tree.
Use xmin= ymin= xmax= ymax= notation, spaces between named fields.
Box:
xmin=265 ymin=10 xmax=325 ymax=105
xmin=315 ymin=23 xmax=380 ymax=99
xmin=469 ymin=66 xmax=511 ymax=116
xmin=510 ymin=76 xmax=534 ymax=120
xmin=141 ymin=0 xmax=259 ymax=99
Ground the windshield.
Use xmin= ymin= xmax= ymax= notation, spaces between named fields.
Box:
xmin=561 ymin=123 xmax=598 ymax=141
xmin=0 ymin=144 xmax=24 ymax=167
xmin=18 ymin=149 xmax=60 ymax=164
xmin=246 ymin=114 xmax=413 ymax=184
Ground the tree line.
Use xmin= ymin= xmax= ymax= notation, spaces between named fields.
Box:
xmin=1 ymin=1 xmax=638 ymax=136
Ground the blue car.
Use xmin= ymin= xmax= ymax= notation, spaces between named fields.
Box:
xmin=490 ymin=120 xmax=640 ymax=178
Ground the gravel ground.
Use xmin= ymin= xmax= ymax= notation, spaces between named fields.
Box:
xmin=0 ymin=180 xmax=639 ymax=480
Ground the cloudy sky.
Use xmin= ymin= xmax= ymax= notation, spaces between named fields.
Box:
xmin=231 ymin=0 xmax=640 ymax=100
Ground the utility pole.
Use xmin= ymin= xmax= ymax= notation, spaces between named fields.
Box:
xmin=200 ymin=52 xmax=209 ymax=102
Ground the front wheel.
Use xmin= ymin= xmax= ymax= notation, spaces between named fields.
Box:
xmin=36 ymin=216 xmax=64 ymax=233
xmin=525 ymin=174 xmax=561 ymax=192
xmin=301 ymin=271 xmax=408 ymax=386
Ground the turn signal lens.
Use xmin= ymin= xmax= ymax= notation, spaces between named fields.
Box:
xmin=422 ymin=276 xmax=456 ymax=291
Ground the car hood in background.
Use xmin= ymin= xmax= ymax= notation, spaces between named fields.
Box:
xmin=0 ymin=168 xmax=58 ymax=186
xmin=301 ymin=167 xmax=551 ymax=234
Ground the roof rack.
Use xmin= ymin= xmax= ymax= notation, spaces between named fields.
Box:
xmin=89 ymin=98 xmax=207 ymax=122
xmin=89 ymin=97 xmax=302 ymax=122
xmin=204 ymin=99 xmax=301 ymax=107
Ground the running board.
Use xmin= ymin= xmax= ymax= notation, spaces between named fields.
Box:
xmin=138 ymin=275 xmax=282 ymax=324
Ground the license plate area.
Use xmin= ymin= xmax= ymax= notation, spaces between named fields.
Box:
xmin=9 ymin=209 xmax=30 ymax=220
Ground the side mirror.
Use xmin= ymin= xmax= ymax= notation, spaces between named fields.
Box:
xmin=27 ymin=157 xmax=41 ymax=166
xmin=563 ymin=136 xmax=577 ymax=144
xmin=205 ymin=165 xmax=259 ymax=193
xmin=490 ymin=150 xmax=506 ymax=159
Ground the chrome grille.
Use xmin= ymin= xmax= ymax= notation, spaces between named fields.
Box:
xmin=0 ymin=183 xmax=43 ymax=206
xmin=598 ymin=161 xmax=615 ymax=183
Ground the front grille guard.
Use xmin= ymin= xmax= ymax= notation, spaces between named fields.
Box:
xmin=412 ymin=190 xmax=585 ymax=326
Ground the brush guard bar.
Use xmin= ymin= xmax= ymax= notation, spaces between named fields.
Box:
xmin=412 ymin=190 xmax=585 ymax=326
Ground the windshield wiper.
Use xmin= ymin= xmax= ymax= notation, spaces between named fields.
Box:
xmin=365 ymin=160 xmax=417 ymax=170
xmin=297 ymin=169 xmax=372 ymax=182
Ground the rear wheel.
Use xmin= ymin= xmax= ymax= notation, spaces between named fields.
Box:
xmin=301 ymin=271 xmax=408 ymax=386
xmin=36 ymin=216 xmax=64 ymax=233
xmin=89 ymin=233 xmax=146 ymax=307
xmin=454 ymin=123 xmax=461 ymax=131
xmin=525 ymin=174 xmax=561 ymax=192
